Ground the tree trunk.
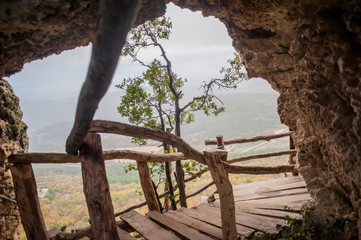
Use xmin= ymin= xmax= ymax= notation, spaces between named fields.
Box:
xmin=174 ymin=107 xmax=187 ymax=208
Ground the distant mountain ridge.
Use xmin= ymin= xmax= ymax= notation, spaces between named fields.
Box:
xmin=20 ymin=79 xmax=284 ymax=152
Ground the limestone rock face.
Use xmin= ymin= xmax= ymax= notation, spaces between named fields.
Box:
xmin=0 ymin=0 xmax=361 ymax=238
xmin=0 ymin=79 xmax=28 ymax=240
xmin=0 ymin=0 xmax=166 ymax=77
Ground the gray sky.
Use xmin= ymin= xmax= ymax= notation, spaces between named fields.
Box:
xmin=6 ymin=3 xmax=250 ymax=102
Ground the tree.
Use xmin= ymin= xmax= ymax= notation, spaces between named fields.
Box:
xmin=117 ymin=16 xmax=247 ymax=208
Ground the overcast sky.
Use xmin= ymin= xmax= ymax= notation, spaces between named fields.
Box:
xmin=7 ymin=3 xmax=256 ymax=103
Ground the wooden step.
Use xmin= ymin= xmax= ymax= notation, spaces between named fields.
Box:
xmin=166 ymin=211 xmax=223 ymax=239
xmin=146 ymin=211 xmax=213 ymax=240
xmin=177 ymin=206 xmax=254 ymax=237
xmin=120 ymin=210 xmax=180 ymax=240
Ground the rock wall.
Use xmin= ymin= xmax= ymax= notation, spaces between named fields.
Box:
xmin=0 ymin=79 xmax=28 ymax=240
xmin=0 ymin=0 xmax=361 ymax=238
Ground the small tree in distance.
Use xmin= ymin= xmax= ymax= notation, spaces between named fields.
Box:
xmin=117 ymin=16 xmax=248 ymax=209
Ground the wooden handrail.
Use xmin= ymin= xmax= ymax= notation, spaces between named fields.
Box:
xmin=9 ymin=150 xmax=188 ymax=164
xmin=91 ymin=120 xmax=205 ymax=164
xmin=223 ymin=163 xmax=296 ymax=174
xmin=227 ymin=149 xmax=297 ymax=164
xmin=205 ymin=131 xmax=293 ymax=146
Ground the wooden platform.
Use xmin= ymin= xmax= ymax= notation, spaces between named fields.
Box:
xmin=116 ymin=176 xmax=310 ymax=239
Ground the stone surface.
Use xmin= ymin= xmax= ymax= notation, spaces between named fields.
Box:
xmin=0 ymin=79 xmax=28 ymax=240
xmin=0 ymin=0 xmax=361 ymax=238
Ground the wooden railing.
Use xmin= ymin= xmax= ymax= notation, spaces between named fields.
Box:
xmin=9 ymin=120 xmax=298 ymax=240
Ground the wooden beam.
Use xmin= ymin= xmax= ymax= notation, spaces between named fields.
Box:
xmin=11 ymin=164 xmax=50 ymax=240
xmin=137 ymin=161 xmax=160 ymax=212
xmin=66 ymin=0 xmax=141 ymax=155
xmin=216 ymin=135 xmax=225 ymax=149
xmin=51 ymin=221 xmax=135 ymax=240
xmin=91 ymin=120 xmax=205 ymax=163
xmin=205 ymin=131 xmax=293 ymax=146
xmin=186 ymin=182 xmax=214 ymax=199
xmin=224 ymin=163 xmax=295 ymax=174
xmin=80 ymin=133 xmax=119 ymax=240
xmin=204 ymin=149 xmax=237 ymax=240
xmin=9 ymin=150 xmax=187 ymax=164
xmin=228 ymin=149 xmax=297 ymax=164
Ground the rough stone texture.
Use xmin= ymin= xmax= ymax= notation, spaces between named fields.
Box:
xmin=0 ymin=0 xmax=361 ymax=238
xmin=0 ymin=79 xmax=28 ymax=240
xmin=0 ymin=0 xmax=166 ymax=77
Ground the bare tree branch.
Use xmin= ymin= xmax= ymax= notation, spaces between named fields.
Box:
xmin=66 ymin=0 xmax=141 ymax=155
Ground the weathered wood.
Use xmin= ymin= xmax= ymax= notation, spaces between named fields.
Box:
xmin=216 ymin=135 xmax=224 ymax=150
xmin=114 ymin=171 xmax=212 ymax=217
xmin=166 ymin=211 xmax=223 ymax=239
xmin=116 ymin=227 xmax=137 ymax=240
xmin=91 ymin=120 xmax=205 ymax=163
xmin=9 ymin=150 xmax=187 ymax=164
xmin=186 ymin=182 xmax=215 ymax=199
xmin=147 ymin=211 xmax=214 ymax=240
xmin=80 ymin=133 xmax=119 ymax=240
xmin=120 ymin=210 xmax=180 ymax=240
xmin=205 ymin=131 xmax=293 ymax=146
xmin=204 ymin=149 xmax=237 ymax=240
xmin=227 ymin=149 xmax=297 ymax=164
xmin=137 ymin=161 xmax=160 ymax=212
xmin=175 ymin=160 xmax=187 ymax=207
xmin=51 ymin=221 xmax=134 ymax=240
xmin=65 ymin=0 xmax=141 ymax=155
xmin=199 ymin=204 xmax=282 ymax=233
xmin=224 ymin=163 xmax=295 ymax=174
xmin=11 ymin=164 xmax=50 ymax=240
xmin=165 ymin=141 xmax=177 ymax=211
xmin=114 ymin=200 xmax=147 ymax=217
xmin=179 ymin=206 xmax=253 ymax=237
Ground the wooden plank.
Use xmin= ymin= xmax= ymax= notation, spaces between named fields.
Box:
xmin=137 ymin=161 xmax=160 ymax=211
xmin=178 ymin=207 xmax=254 ymax=237
xmin=232 ymin=201 xmax=305 ymax=212
xmin=233 ymin=206 xmax=302 ymax=220
xmin=11 ymin=164 xmax=50 ymax=240
xmin=204 ymin=149 xmax=237 ymax=240
xmin=166 ymin=211 xmax=223 ymax=239
xmin=236 ymin=193 xmax=311 ymax=204
xmin=232 ymin=178 xmax=306 ymax=196
xmin=233 ymin=188 xmax=309 ymax=202
xmin=117 ymin=227 xmax=137 ymax=240
xmin=198 ymin=204 xmax=283 ymax=233
xmin=232 ymin=176 xmax=304 ymax=192
xmin=147 ymin=211 xmax=213 ymax=240
xmin=120 ymin=210 xmax=180 ymax=240
xmin=225 ymin=184 xmax=307 ymax=202
xmin=80 ymin=133 xmax=119 ymax=240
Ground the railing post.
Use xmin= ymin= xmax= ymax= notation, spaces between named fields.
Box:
xmin=80 ymin=133 xmax=120 ymax=240
xmin=137 ymin=161 xmax=161 ymax=212
xmin=11 ymin=164 xmax=50 ymax=240
xmin=216 ymin=135 xmax=225 ymax=150
xmin=289 ymin=128 xmax=298 ymax=176
xmin=204 ymin=149 xmax=237 ymax=240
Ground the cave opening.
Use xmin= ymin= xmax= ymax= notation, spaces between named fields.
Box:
xmin=1 ymin=1 xmax=360 ymax=239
